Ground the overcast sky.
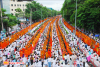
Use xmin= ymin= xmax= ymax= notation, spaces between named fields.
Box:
xmin=34 ymin=0 xmax=65 ymax=11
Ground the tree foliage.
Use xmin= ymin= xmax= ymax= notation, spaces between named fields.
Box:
xmin=61 ymin=0 xmax=100 ymax=33
xmin=15 ymin=8 xmax=22 ymax=12
xmin=15 ymin=8 xmax=24 ymax=18
xmin=25 ymin=1 xmax=60 ymax=21
xmin=0 ymin=8 xmax=19 ymax=31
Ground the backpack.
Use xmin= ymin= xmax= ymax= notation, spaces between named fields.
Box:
xmin=85 ymin=44 xmax=87 ymax=48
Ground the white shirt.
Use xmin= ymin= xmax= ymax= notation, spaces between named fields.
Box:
xmin=67 ymin=54 xmax=69 ymax=61
xmin=64 ymin=56 xmax=67 ymax=59
xmin=91 ymin=49 xmax=93 ymax=53
xmin=87 ymin=46 xmax=90 ymax=50
xmin=44 ymin=59 xmax=48 ymax=64
xmin=0 ymin=51 xmax=2 ymax=57
xmin=98 ymin=57 xmax=100 ymax=61
xmin=28 ymin=58 xmax=30 ymax=62
xmin=94 ymin=56 xmax=97 ymax=60
xmin=82 ymin=57 xmax=86 ymax=62
xmin=52 ymin=60 xmax=56 ymax=66
xmin=48 ymin=58 xmax=52 ymax=62
xmin=3 ymin=56 xmax=6 ymax=61
xmin=5 ymin=51 xmax=8 ymax=55
xmin=76 ymin=60 xmax=80 ymax=64
xmin=22 ymin=57 xmax=27 ymax=63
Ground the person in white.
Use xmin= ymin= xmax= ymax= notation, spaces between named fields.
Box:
xmin=22 ymin=56 xmax=27 ymax=67
xmin=64 ymin=54 xmax=67 ymax=65
xmin=44 ymin=58 xmax=48 ymax=67
xmin=48 ymin=56 xmax=52 ymax=67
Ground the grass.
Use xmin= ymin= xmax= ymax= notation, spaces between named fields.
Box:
xmin=60 ymin=20 xmax=68 ymax=34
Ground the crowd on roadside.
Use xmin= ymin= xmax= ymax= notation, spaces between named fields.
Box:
xmin=0 ymin=22 xmax=31 ymax=41
xmin=0 ymin=21 xmax=38 ymax=67
xmin=60 ymin=18 xmax=100 ymax=67
xmin=72 ymin=23 xmax=100 ymax=45
xmin=0 ymin=18 xmax=100 ymax=67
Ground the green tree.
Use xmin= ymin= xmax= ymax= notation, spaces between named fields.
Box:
xmin=72 ymin=0 xmax=100 ymax=32
xmin=15 ymin=8 xmax=22 ymax=12
xmin=25 ymin=1 xmax=42 ymax=21
xmin=0 ymin=8 xmax=19 ymax=31
xmin=15 ymin=8 xmax=24 ymax=18
xmin=25 ymin=1 xmax=60 ymax=22
xmin=61 ymin=0 xmax=100 ymax=33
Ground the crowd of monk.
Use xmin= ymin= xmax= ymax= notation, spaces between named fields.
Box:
xmin=0 ymin=16 xmax=100 ymax=67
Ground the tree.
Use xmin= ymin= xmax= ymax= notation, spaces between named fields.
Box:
xmin=75 ymin=0 xmax=100 ymax=32
xmin=25 ymin=1 xmax=60 ymax=22
xmin=0 ymin=8 xmax=19 ymax=31
xmin=15 ymin=8 xmax=24 ymax=18
xmin=61 ymin=0 xmax=100 ymax=33
xmin=15 ymin=8 xmax=22 ymax=12
xmin=0 ymin=8 xmax=7 ymax=31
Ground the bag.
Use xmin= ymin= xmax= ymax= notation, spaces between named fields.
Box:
xmin=8 ymin=53 xmax=10 ymax=55
xmin=78 ymin=47 xmax=79 ymax=50
xmin=26 ymin=65 xmax=28 ymax=67
xmin=85 ymin=44 xmax=87 ymax=48
xmin=33 ymin=58 xmax=34 ymax=60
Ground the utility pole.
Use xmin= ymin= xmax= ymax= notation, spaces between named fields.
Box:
xmin=29 ymin=3 xmax=32 ymax=25
xmin=23 ymin=5 xmax=24 ymax=19
xmin=63 ymin=10 xmax=64 ymax=18
xmin=29 ymin=3 xmax=32 ymax=31
xmin=30 ymin=8 xmax=32 ymax=25
xmin=75 ymin=0 xmax=77 ymax=35
xmin=1 ymin=10 xmax=3 ymax=31
xmin=0 ymin=0 xmax=3 ymax=31
xmin=41 ymin=8 xmax=42 ymax=23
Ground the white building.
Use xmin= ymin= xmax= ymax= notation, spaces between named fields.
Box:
xmin=2 ymin=0 xmax=10 ymax=14
xmin=2 ymin=0 xmax=33 ymax=15
xmin=10 ymin=0 xmax=32 ymax=15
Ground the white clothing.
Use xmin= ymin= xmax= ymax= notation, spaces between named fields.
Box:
xmin=98 ymin=57 xmax=100 ymax=61
xmin=44 ymin=59 xmax=48 ymax=64
xmin=52 ymin=60 xmax=56 ymax=66
xmin=64 ymin=56 xmax=67 ymax=59
xmin=67 ymin=54 xmax=69 ymax=61
xmin=0 ymin=51 xmax=2 ymax=57
xmin=22 ymin=57 xmax=27 ymax=63
xmin=3 ymin=56 xmax=6 ymax=61
xmin=94 ymin=56 xmax=97 ymax=60
xmin=48 ymin=58 xmax=52 ymax=62
xmin=76 ymin=60 xmax=80 ymax=64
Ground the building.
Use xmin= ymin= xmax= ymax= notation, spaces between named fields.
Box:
xmin=0 ymin=0 xmax=3 ymax=9
xmin=1 ymin=0 xmax=33 ymax=15
xmin=2 ymin=0 xmax=10 ymax=14
xmin=10 ymin=0 xmax=32 ymax=15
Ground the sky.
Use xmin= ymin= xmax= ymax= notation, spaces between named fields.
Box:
xmin=34 ymin=0 xmax=65 ymax=11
